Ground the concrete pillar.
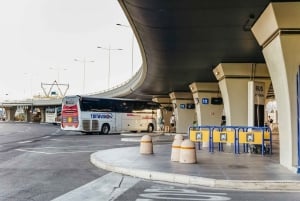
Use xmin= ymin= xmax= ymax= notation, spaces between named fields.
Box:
xmin=169 ymin=92 xmax=196 ymax=134
xmin=40 ymin=107 xmax=45 ymax=123
xmin=189 ymin=82 xmax=223 ymax=147
xmin=251 ymin=2 xmax=300 ymax=172
xmin=4 ymin=107 xmax=16 ymax=121
xmin=152 ymin=97 xmax=172 ymax=132
xmin=25 ymin=108 xmax=30 ymax=122
xmin=213 ymin=63 xmax=270 ymax=126
xmin=189 ymin=82 xmax=223 ymax=126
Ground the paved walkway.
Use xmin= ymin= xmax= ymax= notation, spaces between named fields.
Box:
xmin=91 ymin=134 xmax=300 ymax=191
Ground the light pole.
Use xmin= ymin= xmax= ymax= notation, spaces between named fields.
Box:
xmin=116 ymin=23 xmax=135 ymax=76
xmin=74 ymin=58 xmax=94 ymax=94
xmin=49 ymin=67 xmax=67 ymax=83
xmin=97 ymin=46 xmax=123 ymax=88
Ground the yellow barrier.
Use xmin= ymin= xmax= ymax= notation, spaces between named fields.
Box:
xmin=189 ymin=130 xmax=209 ymax=142
xmin=212 ymin=130 xmax=235 ymax=143
xmin=239 ymin=131 xmax=270 ymax=144
xmin=188 ymin=126 xmax=272 ymax=155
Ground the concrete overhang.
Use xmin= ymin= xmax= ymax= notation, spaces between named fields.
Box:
xmin=95 ymin=0 xmax=287 ymax=100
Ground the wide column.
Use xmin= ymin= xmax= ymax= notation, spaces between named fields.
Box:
xmin=252 ymin=2 xmax=300 ymax=172
xmin=169 ymin=92 xmax=196 ymax=134
xmin=40 ymin=107 xmax=45 ymax=123
xmin=213 ymin=63 xmax=270 ymax=126
xmin=152 ymin=97 xmax=172 ymax=132
xmin=4 ymin=107 xmax=16 ymax=121
xmin=189 ymin=82 xmax=223 ymax=147
xmin=189 ymin=82 xmax=223 ymax=126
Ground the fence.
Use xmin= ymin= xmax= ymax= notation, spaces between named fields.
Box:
xmin=189 ymin=125 xmax=272 ymax=155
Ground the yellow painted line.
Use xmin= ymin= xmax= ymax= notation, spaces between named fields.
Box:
xmin=180 ymin=146 xmax=195 ymax=150
xmin=172 ymin=146 xmax=181 ymax=149
xmin=140 ymin=141 xmax=152 ymax=143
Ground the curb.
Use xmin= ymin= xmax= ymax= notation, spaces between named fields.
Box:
xmin=121 ymin=136 xmax=174 ymax=142
xmin=90 ymin=151 xmax=300 ymax=191
xmin=120 ymin=132 xmax=165 ymax=137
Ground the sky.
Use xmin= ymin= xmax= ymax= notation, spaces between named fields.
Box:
xmin=0 ymin=0 xmax=141 ymax=101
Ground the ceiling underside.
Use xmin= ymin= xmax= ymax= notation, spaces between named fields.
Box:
xmin=117 ymin=0 xmax=291 ymax=99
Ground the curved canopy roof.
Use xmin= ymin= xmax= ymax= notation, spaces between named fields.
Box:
xmin=105 ymin=0 xmax=291 ymax=100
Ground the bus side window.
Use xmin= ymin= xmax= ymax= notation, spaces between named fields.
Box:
xmin=117 ymin=101 xmax=130 ymax=113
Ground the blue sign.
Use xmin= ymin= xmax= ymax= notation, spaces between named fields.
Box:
xmin=180 ymin=104 xmax=186 ymax=109
xmin=202 ymin=98 xmax=209 ymax=104
xmin=91 ymin=113 xmax=113 ymax=119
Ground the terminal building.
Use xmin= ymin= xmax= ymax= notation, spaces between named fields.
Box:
xmin=1 ymin=1 xmax=300 ymax=173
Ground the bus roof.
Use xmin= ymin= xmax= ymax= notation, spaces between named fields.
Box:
xmin=64 ymin=95 xmax=160 ymax=105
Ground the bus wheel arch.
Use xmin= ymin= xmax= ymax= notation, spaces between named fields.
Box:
xmin=101 ymin=123 xmax=110 ymax=134
xmin=147 ymin=123 xmax=154 ymax=133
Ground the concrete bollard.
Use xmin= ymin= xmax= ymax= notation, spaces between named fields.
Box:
xmin=179 ymin=139 xmax=196 ymax=164
xmin=140 ymin=135 xmax=153 ymax=154
xmin=171 ymin=138 xmax=183 ymax=161
xmin=174 ymin=134 xmax=184 ymax=141
xmin=171 ymin=134 xmax=184 ymax=162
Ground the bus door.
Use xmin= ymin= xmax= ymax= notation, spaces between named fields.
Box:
xmin=123 ymin=113 xmax=142 ymax=131
xmin=121 ymin=113 xmax=128 ymax=131
xmin=114 ymin=112 xmax=122 ymax=132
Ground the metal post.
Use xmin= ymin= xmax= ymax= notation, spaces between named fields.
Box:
xmin=116 ymin=23 xmax=134 ymax=76
xmin=108 ymin=46 xmax=111 ymax=88
xmin=297 ymin=65 xmax=300 ymax=173
xmin=74 ymin=58 xmax=94 ymax=94
xmin=97 ymin=46 xmax=123 ymax=89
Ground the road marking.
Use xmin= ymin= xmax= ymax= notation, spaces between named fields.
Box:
xmin=51 ymin=128 xmax=62 ymax=135
xmin=15 ymin=148 xmax=95 ymax=155
xmin=20 ymin=145 xmax=107 ymax=149
xmin=18 ymin=140 xmax=33 ymax=144
xmin=15 ymin=144 xmax=127 ymax=154
xmin=42 ymin=136 xmax=51 ymax=139
xmin=15 ymin=149 xmax=53 ymax=154
xmin=36 ymin=145 xmax=106 ymax=148
xmin=137 ymin=185 xmax=231 ymax=201
xmin=51 ymin=172 xmax=139 ymax=201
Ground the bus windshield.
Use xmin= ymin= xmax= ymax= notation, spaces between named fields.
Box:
xmin=45 ymin=106 xmax=62 ymax=125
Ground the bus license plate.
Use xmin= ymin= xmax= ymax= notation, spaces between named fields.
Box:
xmin=67 ymin=117 xmax=72 ymax=123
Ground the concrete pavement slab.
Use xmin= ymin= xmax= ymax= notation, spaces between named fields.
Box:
xmin=90 ymin=144 xmax=300 ymax=191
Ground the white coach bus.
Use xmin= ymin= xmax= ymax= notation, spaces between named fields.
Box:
xmin=45 ymin=106 xmax=61 ymax=125
xmin=60 ymin=95 xmax=161 ymax=134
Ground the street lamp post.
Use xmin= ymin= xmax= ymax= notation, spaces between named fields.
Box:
xmin=116 ymin=23 xmax=134 ymax=76
xmin=97 ymin=46 xmax=123 ymax=88
xmin=49 ymin=67 xmax=67 ymax=83
xmin=74 ymin=58 xmax=94 ymax=94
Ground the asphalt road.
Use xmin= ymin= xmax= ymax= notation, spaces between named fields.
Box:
xmin=0 ymin=122 xmax=139 ymax=201
xmin=0 ymin=122 xmax=300 ymax=201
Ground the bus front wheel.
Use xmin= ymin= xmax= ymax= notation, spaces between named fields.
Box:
xmin=101 ymin=124 xmax=110 ymax=135
xmin=147 ymin=124 xmax=154 ymax=133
